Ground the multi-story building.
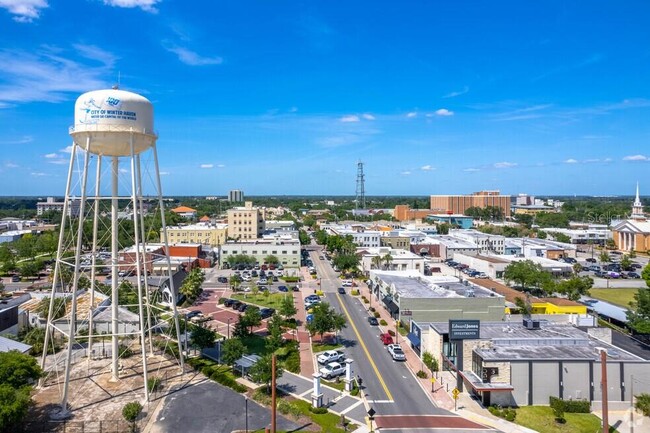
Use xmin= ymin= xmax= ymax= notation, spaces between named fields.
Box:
xmin=219 ymin=238 xmax=300 ymax=268
xmin=612 ymin=185 xmax=650 ymax=252
xmin=324 ymin=223 xmax=381 ymax=248
xmin=161 ymin=222 xmax=228 ymax=247
xmin=171 ymin=206 xmax=197 ymax=219
xmin=543 ymin=227 xmax=611 ymax=245
xmin=227 ymin=201 xmax=265 ymax=240
xmin=394 ymin=205 xmax=433 ymax=222
xmin=37 ymin=197 xmax=81 ymax=217
xmin=228 ymin=190 xmax=244 ymax=203
xmin=360 ymin=247 xmax=426 ymax=274
xmin=449 ymin=229 xmax=506 ymax=254
xmin=430 ymin=190 xmax=512 ymax=218
xmin=379 ymin=235 xmax=411 ymax=251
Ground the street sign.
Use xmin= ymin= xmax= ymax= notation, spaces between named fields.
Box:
xmin=367 ymin=407 xmax=376 ymax=419
xmin=430 ymin=377 xmax=436 ymax=383
xmin=452 ymin=388 xmax=460 ymax=399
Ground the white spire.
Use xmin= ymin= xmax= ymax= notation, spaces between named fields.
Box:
xmin=631 ymin=182 xmax=644 ymax=220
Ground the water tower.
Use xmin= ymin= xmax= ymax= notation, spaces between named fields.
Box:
xmin=41 ymin=88 xmax=185 ymax=417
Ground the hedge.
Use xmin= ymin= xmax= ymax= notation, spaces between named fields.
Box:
xmin=488 ymin=406 xmax=516 ymax=421
xmin=309 ymin=406 xmax=328 ymax=414
xmin=379 ymin=319 xmax=387 ymax=326
xmin=549 ymin=396 xmax=590 ymax=413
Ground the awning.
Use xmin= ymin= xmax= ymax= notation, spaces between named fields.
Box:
xmin=386 ymin=300 xmax=399 ymax=315
xmin=406 ymin=332 xmax=421 ymax=347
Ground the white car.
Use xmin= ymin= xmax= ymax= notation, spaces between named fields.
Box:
xmin=257 ymin=278 xmax=268 ymax=285
xmin=319 ymin=362 xmax=346 ymax=379
xmin=387 ymin=344 xmax=406 ymax=361
xmin=317 ymin=350 xmax=345 ymax=365
xmin=341 ymin=280 xmax=353 ymax=287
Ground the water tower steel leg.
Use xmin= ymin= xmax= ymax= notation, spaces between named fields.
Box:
xmin=152 ymin=143 xmax=184 ymax=370
xmin=129 ymin=135 xmax=150 ymax=403
xmin=41 ymin=142 xmax=78 ymax=379
xmin=61 ymin=137 xmax=92 ymax=413
xmin=111 ymin=156 xmax=120 ymax=381
xmin=87 ymin=155 xmax=102 ymax=365
xmin=135 ymin=154 xmax=154 ymax=353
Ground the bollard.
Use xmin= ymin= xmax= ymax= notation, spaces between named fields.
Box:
xmin=446 ymin=383 xmax=449 ymax=392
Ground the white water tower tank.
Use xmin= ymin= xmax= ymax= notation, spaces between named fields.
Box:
xmin=70 ymin=89 xmax=156 ymax=156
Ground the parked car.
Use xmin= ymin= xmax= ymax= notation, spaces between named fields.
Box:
xmin=292 ymin=285 xmax=300 ymax=292
xmin=186 ymin=310 xmax=202 ymax=320
xmin=367 ymin=316 xmax=379 ymax=326
xmin=341 ymin=280 xmax=353 ymax=287
xmin=379 ymin=333 xmax=394 ymax=345
xmin=589 ymin=265 xmax=601 ymax=272
xmin=223 ymin=298 xmax=235 ymax=307
xmin=337 ymin=287 xmax=345 ymax=294
xmin=272 ymin=276 xmax=279 ymax=282
xmin=305 ymin=294 xmax=321 ymax=303
xmin=11 ymin=275 xmax=20 ymax=282
xmin=231 ymin=301 xmax=243 ymax=310
xmin=563 ymin=257 xmax=577 ymax=264
xmin=257 ymin=278 xmax=268 ymax=285
xmin=319 ymin=362 xmax=345 ymax=379
xmin=387 ymin=344 xmax=406 ymax=361
xmin=260 ymin=308 xmax=275 ymax=319
xmin=628 ymin=272 xmax=641 ymax=279
xmin=586 ymin=258 xmax=597 ymax=263
xmin=278 ymin=285 xmax=289 ymax=292
xmin=237 ymin=303 xmax=249 ymax=312
xmin=217 ymin=276 xmax=228 ymax=283
xmin=317 ymin=350 xmax=345 ymax=365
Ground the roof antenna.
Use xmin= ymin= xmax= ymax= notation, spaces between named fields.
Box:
xmin=112 ymin=71 xmax=121 ymax=90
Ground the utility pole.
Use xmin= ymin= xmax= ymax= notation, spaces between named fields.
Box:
xmin=271 ymin=354 xmax=277 ymax=433
xmin=601 ymin=349 xmax=609 ymax=433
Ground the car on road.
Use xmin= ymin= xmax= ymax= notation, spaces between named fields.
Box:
xmin=387 ymin=344 xmax=406 ymax=361
xmin=317 ymin=350 xmax=345 ymax=365
xmin=319 ymin=256 xmax=325 ymax=260
xmin=278 ymin=285 xmax=289 ymax=292
xmin=341 ymin=280 xmax=353 ymax=287
xmin=319 ymin=362 xmax=345 ymax=379
xmin=337 ymin=287 xmax=345 ymax=294
xmin=217 ymin=276 xmax=228 ymax=283
xmin=588 ymin=265 xmax=601 ymax=272
xmin=632 ymin=263 xmax=643 ymax=269
xmin=379 ymin=333 xmax=394 ymax=345
xmin=367 ymin=316 xmax=379 ymax=326
xmin=628 ymin=272 xmax=641 ymax=279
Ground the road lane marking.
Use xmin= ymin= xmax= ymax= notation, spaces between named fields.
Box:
xmin=335 ymin=292 xmax=394 ymax=401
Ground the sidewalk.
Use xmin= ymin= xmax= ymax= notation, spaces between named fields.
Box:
xmin=294 ymin=267 xmax=318 ymax=378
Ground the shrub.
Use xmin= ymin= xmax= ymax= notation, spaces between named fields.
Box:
xmin=147 ymin=377 xmax=162 ymax=393
xmin=350 ymin=289 xmax=359 ymax=296
xmin=416 ymin=370 xmax=428 ymax=379
xmin=284 ymin=350 xmax=301 ymax=374
xmin=363 ymin=298 xmax=369 ymax=304
xmin=379 ymin=319 xmax=387 ymax=326
xmin=373 ymin=312 xmax=380 ymax=318
xmin=277 ymin=400 xmax=302 ymax=417
xmin=316 ymin=290 xmax=323 ymax=296
xmin=309 ymin=406 xmax=328 ymax=414
xmin=488 ymin=406 xmax=517 ymax=422
xmin=549 ymin=396 xmax=590 ymax=414
xmin=387 ymin=329 xmax=395 ymax=337
xmin=122 ymin=401 xmax=142 ymax=423
xmin=119 ymin=345 xmax=134 ymax=358
xmin=218 ymin=297 xmax=226 ymax=304
xmin=636 ymin=393 xmax=650 ymax=417
xmin=350 ymin=387 xmax=360 ymax=397
xmin=253 ymin=388 xmax=271 ymax=405
xmin=369 ymin=307 xmax=375 ymax=312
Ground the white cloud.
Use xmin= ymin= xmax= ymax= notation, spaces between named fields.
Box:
xmin=5 ymin=162 xmax=18 ymax=168
xmin=159 ymin=171 xmax=170 ymax=176
xmin=434 ymin=108 xmax=454 ymax=116
xmin=0 ymin=0 xmax=48 ymax=22
xmin=584 ymin=158 xmax=600 ymax=163
xmin=623 ymin=154 xmax=649 ymax=161
xmin=493 ymin=162 xmax=518 ymax=169
xmin=217 ymin=164 xmax=225 ymax=168
xmin=30 ymin=172 xmax=47 ymax=176
xmin=443 ymin=86 xmax=469 ymax=98
xmin=289 ymin=106 xmax=298 ymax=113
xmin=603 ymin=157 xmax=613 ymax=162
xmin=47 ymin=158 xmax=68 ymax=165
xmin=73 ymin=44 xmax=117 ymax=68
xmin=0 ymin=135 xmax=33 ymax=144
xmin=44 ymin=153 xmax=58 ymax=158
xmin=406 ymin=112 xmax=417 ymax=118
xmin=564 ymin=158 xmax=578 ymax=164
xmin=400 ymin=171 xmax=411 ymax=175
xmin=102 ymin=0 xmax=160 ymax=12
xmin=60 ymin=146 xmax=73 ymax=153
xmin=200 ymin=164 xmax=214 ymax=169
xmin=361 ymin=113 xmax=375 ymax=121
xmin=164 ymin=45 xmax=223 ymax=66
xmin=340 ymin=115 xmax=360 ymax=123
xmin=420 ymin=165 xmax=434 ymax=171
xmin=119 ymin=168 xmax=128 ymax=173
xmin=463 ymin=168 xmax=480 ymax=172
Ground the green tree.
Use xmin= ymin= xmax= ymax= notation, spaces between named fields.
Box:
xmin=19 ymin=260 xmax=41 ymax=279
xmin=0 ymin=384 xmax=32 ymax=432
xmin=278 ymin=295 xmax=297 ymax=320
xmin=241 ymin=306 xmax=262 ymax=334
xmin=221 ymin=338 xmax=245 ymax=365
xmin=122 ymin=401 xmax=142 ymax=433
xmin=536 ymin=230 xmax=548 ymax=239
xmin=573 ymin=263 xmax=583 ymax=274
xmin=599 ymin=251 xmax=611 ymax=265
xmin=298 ymin=230 xmax=311 ymax=246
xmin=555 ymin=276 xmax=593 ymax=301
xmin=264 ymin=255 xmax=279 ymax=265
xmin=37 ymin=296 xmax=67 ymax=320
xmin=635 ymin=393 xmax=650 ymax=417
xmin=514 ymin=296 xmax=532 ymax=316
xmin=333 ymin=254 xmax=360 ymax=273
xmin=621 ymin=255 xmax=633 ymax=271
xmin=265 ymin=314 xmax=284 ymax=353
xmin=503 ymin=260 xmax=544 ymax=290
xmin=371 ymin=255 xmax=382 ymax=270
xmin=249 ymin=354 xmax=283 ymax=392
xmin=0 ymin=351 xmax=42 ymax=388
xmin=190 ymin=324 xmax=217 ymax=349
xmin=306 ymin=302 xmax=347 ymax=342
xmin=553 ymin=232 xmax=572 ymax=243
xmin=382 ymin=253 xmax=394 ymax=270
xmin=436 ymin=223 xmax=450 ymax=235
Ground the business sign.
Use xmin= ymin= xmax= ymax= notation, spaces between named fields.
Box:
xmin=449 ymin=319 xmax=480 ymax=340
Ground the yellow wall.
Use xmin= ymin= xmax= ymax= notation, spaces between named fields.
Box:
xmin=531 ymin=302 xmax=586 ymax=315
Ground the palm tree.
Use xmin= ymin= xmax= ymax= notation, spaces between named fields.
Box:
xmin=371 ymin=255 xmax=382 ymax=270
xmin=382 ymin=253 xmax=393 ymax=270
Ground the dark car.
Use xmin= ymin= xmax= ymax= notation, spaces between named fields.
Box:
xmin=628 ymin=272 xmax=641 ymax=279
xmin=367 ymin=316 xmax=379 ymax=326
xmin=632 ymin=263 xmax=643 ymax=269
xmin=586 ymin=258 xmax=597 ymax=263
xmin=292 ymin=285 xmax=300 ymax=292
xmin=273 ymin=276 xmax=279 ymax=282
xmin=231 ymin=300 xmax=243 ymax=310
xmin=186 ymin=310 xmax=201 ymax=319
xmin=11 ymin=275 xmax=20 ymax=282
xmin=337 ymin=287 xmax=345 ymax=294
xmin=278 ymin=285 xmax=289 ymax=292
xmin=260 ymin=308 xmax=275 ymax=319
xmin=218 ymin=276 xmax=228 ymax=283
xmin=237 ymin=303 xmax=249 ymax=312
xmin=223 ymin=298 xmax=234 ymax=307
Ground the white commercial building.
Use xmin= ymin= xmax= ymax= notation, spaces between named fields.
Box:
xmin=449 ymin=229 xmax=506 ymax=254
xmin=544 ymin=227 xmax=611 ymax=245
xmin=37 ymin=197 xmax=81 ymax=217
xmin=219 ymin=238 xmax=300 ymax=268
xmin=359 ymin=247 xmax=427 ymax=274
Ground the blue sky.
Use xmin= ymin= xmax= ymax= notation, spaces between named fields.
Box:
xmin=1 ymin=0 xmax=650 ymax=197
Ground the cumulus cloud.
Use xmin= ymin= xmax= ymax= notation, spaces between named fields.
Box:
xmin=44 ymin=153 xmax=58 ymax=159
xmin=60 ymin=146 xmax=73 ymax=153
xmin=217 ymin=164 xmax=225 ymax=168
xmin=564 ymin=158 xmax=578 ymax=164
xmin=406 ymin=112 xmax=417 ymax=118
xmin=434 ymin=108 xmax=454 ymax=116
xmin=164 ymin=45 xmax=223 ymax=66
xmin=159 ymin=171 xmax=170 ymax=176
xmin=420 ymin=165 xmax=434 ymax=171
xmin=340 ymin=115 xmax=360 ymax=123
xmin=200 ymin=164 xmax=214 ymax=169
xmin=623 ymin=154 xmax=649 ymax=161
xmin=0 ymin=0 xmax=48 ymax=22
xmin=361 ymin=113 xmax=375 ymax=120
xmin=463 ymin=168 xmax=480 ymax=172
xmin=102 ymin=0 xmax=160 ymax=12
xmin=5 ymin=162 xmax=18 ymax=168
xmin=493 ymin=161 xmax=518 ymax=169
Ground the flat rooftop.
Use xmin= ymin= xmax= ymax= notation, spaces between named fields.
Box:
xmin=427 ymin=321 xmax=642 ymax=362
xmin=373 ymin=271 xmax=502 ymax=300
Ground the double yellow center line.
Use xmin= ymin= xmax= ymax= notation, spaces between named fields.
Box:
xmin=335 ymin=293 xmax=394 ymax=401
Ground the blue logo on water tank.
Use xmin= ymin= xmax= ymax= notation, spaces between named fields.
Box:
xmin=106 ymin=97 xmax=120 ymax=106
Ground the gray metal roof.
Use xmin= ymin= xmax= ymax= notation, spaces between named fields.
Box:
xmin=580 ymin=297 xmax=628 ymax=323
xmin=377 ymin=273 xmax=502 ymax=300
xmin=0 ymin=336 xmax=31 ymax=353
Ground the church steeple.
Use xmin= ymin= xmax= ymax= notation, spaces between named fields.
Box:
xmin=631 ymin=182 xmax=645 ymax=220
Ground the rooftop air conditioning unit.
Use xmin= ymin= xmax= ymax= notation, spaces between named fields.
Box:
xmin=523 ymin=318 xmax=541 ymax=330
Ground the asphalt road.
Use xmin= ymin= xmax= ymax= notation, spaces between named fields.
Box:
xmin=309 ymin=249 xmax=451 ymax=418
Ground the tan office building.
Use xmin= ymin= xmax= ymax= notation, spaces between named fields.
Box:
xmin=161 ymin=223 xmax=228 ymax=247
xmin=430 ymin=190 xmax=511 ymax=218
xmin=227 ymin=201 xmax=265 ymax=240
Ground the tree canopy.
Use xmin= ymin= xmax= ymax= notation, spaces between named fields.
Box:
xmin=0 ymin=351 xmax=43 ymax=432
xmin=249 ymin=354 xmax=283 ymax=392
xmin=306 ymin=302 xmax=346 ymax=341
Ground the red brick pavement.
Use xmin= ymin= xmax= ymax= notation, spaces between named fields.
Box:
xmin=375 ymin=415 xmax=487 ymax=430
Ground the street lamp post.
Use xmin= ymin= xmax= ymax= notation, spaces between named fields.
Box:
xmin=245 ymin=395 xmax=249 ymax=433
xmin=395 ymin=320 xmax=399 ymax=344
xmin=227 ymin=317 xmax=232 ymax=339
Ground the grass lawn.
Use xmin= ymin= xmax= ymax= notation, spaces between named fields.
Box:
xmin=232 ymin=292 xmax=294 ymax=309
xmin=290 ymin=399 xmax=348 ymax=433
xmin=589 ymin=288 xmax=638 ymax=308
xmin=241 ymin=334 xmax=271 ymax=355
xmin=515 ymin=406 xmax=617 ymax=433
xmin=312 ymin=342 xmax=343 ymax=352
xmin=321 ymin=378 xmax=345 ymax=391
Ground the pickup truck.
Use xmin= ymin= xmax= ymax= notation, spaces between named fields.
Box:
xmin=319 ymin=362 xmax=346 ymax=379
xmin=317 ymin=350 xmax=345 ymax=365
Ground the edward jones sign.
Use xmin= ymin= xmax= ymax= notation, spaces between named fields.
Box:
xmin=449 ymin=320 xmax=480 ymax=340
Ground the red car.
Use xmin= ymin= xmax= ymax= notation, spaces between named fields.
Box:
xmin=379 ymin=333 xmax=394 ymax=345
